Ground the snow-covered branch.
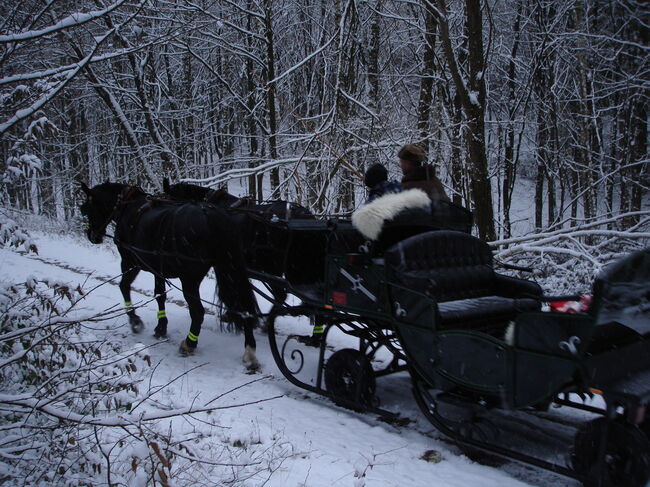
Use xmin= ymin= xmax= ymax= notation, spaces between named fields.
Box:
xmin=0 ymin=29 xmax=114 ymax=137
xmin=0 ymin=0 xmax=129 ymax=44
xmin=0 ymin=277 xmax=289 ymax=485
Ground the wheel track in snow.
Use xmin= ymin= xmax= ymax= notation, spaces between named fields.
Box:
xmin=15 ymin=250 xmax=214 ymax=315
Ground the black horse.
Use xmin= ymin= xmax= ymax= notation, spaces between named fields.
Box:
xmin=162 ymin=178 xmax=313 ymax=219
xmin=162 ymin=179 xmax=319 ymax=315
xmin=162 ymin=180 xmax=242 ymax=208
xmin=79 ymin=182 xmax=259 ymax=369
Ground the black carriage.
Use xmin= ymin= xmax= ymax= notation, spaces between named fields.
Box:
xmin=247 ymin=199 xmax=650 ymax=487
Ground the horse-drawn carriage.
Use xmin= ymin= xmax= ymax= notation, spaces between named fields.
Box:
xmin=80 ymin=180 xmax=650 ymax=486
xmin=245 ymin=193 xmax=650 ymax=487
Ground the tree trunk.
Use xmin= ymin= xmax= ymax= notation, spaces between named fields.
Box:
xmin=501 ymin=2 xmax=523 ymax=238
xmin=264 ymin=0 xmax=279 ymax=196
xmin=629 ymin=101 xmax=647 ymax=226
xmin=436 ymin=0 xmax=496 ymax=241
xmin=417 ymin=4 xmax=437 ymax=145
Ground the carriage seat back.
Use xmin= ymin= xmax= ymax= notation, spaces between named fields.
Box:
xmin=385 ymin=230 xmax=542 ymax=330
xmin=385 ymin=230 xmax=495 ymax=301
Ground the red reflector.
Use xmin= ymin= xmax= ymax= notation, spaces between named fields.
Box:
xmin=347 ymin=255 xmax=357 ymax=264
xmin=332 ymin=291 xmax=347 ymax=305
xmin=550 ymin=295 xmax=592 ymax=313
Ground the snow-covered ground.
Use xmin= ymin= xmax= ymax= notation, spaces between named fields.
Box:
xmin=0 ymin=228 xmax=581 ymax=487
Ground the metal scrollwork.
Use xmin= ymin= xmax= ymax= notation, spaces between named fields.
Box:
xmin=559 ymin=335 xmax=581 ymax=356
xmin=281 ymin=334 xmax=306 ymax=374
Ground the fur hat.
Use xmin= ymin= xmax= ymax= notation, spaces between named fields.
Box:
xmin=397 ymin=144 xmax=426 ymax=165
xmin=364 ymin=163 xmax=388 ymax=188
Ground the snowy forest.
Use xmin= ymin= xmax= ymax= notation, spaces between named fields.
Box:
xmin=0 ymin=0 xmax=649 ymax=486
xmin=2 ymin=0 xmax=648 ymax=244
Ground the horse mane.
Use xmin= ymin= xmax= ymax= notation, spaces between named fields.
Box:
xmin=94 ymin=181 xmax=129 ymax=193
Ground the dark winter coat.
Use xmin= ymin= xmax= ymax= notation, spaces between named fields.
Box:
xmin=401 ymin=164 xmax=449 ymax=201
xmin=367 ymin=180 xmax=403 ymax=202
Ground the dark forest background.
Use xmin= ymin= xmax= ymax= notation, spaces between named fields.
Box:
xmin=1 ymin=0 xmax=648 ymax=246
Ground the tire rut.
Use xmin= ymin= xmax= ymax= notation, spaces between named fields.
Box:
xmin=15 ymin=250 xmax=213 ymax=315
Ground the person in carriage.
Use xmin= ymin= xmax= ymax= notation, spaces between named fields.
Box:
xmin=363 ymin=163 xmax=402 ymax=202
xmin=397 ymin=144 xmax=449 ymax=202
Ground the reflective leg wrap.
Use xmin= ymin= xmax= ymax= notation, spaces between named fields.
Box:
xmin=157 ymin=310 xmax=167 ymax=319
xmin=186 ymin=331 xmax=199 ymax=348
xmin=312 ymin=324 xmax=324 ymax=335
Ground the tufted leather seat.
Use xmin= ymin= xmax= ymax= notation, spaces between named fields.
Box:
xmin=385 ymin=230 xmax=542 ymax=329
xmin=438 ymin=296 xmax=540 ymax=326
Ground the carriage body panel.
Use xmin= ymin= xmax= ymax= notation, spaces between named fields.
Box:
xmin=261 ymin=216 xmax=650 ymax=412
xmin=255 ymin=206 xmax=650 ymax=486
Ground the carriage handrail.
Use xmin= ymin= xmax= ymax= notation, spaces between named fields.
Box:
xmin=494 ymin=260 xmax=534 ymax=273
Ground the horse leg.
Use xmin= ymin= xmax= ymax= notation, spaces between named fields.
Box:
xmin=178 ymin=277 xmax=204 ymax=356
xmin=261 ymin=284 xmax=287 ymax=333
xmin=242 ymin=316 xmax=258 ymax=372
xmin=306 ymin=314 xmax=324 ymax=347
xmin=153 ymin=275 xmax=168 ymax=338
xmin=119 ymin=264 xmax=144 ymax=333
xmin=213 ymin=266 xmax=259 ymax=370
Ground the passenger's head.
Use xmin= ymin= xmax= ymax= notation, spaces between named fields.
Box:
xmin=397 ymin=144 xmax=426 ymax=174
xmin=364 ymin=163 xmax=388 ymax=188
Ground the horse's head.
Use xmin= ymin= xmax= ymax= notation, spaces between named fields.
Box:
xmin=79 ymin=181 xmax=126 ymax=244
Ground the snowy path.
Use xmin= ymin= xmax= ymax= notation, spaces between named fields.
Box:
xmin=0 ymin=231 xmax=579 ymax=487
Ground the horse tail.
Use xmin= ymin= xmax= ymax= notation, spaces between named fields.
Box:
xmin=212 ymin=274 xmax=230 ymax=333
xmin=209 ymin=210 xmax=258 ymax=332
xmin=162 ymin=177 xmax=171 ymax=194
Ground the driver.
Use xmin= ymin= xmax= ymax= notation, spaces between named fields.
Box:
xmin=398 ymin=144 xmax=449 ymax=201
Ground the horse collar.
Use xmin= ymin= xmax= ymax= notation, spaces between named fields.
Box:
xmin=206 ymin=188 xmax=225 ymax=203
xmin=109 ymin=186 xmax=143 ymax=222
xmin=120 ymin=186 xmax=143 ymax=203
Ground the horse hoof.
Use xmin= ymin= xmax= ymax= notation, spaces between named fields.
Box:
xmin=154 ymin=329 xmax=167 ymax=339
xmin=245 ymin=361 xmax=261 ymax=373
xmin=130 ymin=317 xmax=144 ymax=334
xmin=178 ymin=340 xmax=196 ymax=356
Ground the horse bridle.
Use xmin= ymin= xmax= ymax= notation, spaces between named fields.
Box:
xmin=92 ymin=186 xmax=144 ymax=239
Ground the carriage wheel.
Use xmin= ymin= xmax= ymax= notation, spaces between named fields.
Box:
xmin=411 ymin=374 xmax=498 ymax=443
xmin=572 ymin=418 xmax=650 ymax=487
xmin=324 ymin=349 xmax=376 ymax=410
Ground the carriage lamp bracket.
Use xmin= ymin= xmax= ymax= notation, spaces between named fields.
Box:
xmin=339 ymin=268 xmax=377 ymax=302
xmin=559 ymin=335 xmax=581 ymax=356
xmin=394 ymin=301 xmax=407 ymax=318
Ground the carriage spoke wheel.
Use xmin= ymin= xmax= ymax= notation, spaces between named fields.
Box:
xmin=572 ymin=418 xmax=650 ymax=487
xmin=412 ymin=375 xmax=497 ymax=443
xmin=324 ymin=349 xmax=376 ymax=410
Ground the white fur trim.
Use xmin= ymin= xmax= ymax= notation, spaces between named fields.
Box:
xmin=352 ymin=189 xmax=430 ymax=240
